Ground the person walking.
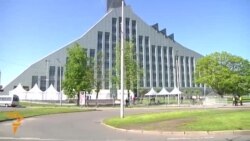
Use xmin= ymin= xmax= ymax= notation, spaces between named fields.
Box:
xmin=239 ymin=96 xmax=243 ymax=106
xmin=232 ymin=96 xmax=235 ymax=106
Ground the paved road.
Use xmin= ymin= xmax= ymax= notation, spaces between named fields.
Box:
xmin=0 ymin=108 xmax=249 ymax=141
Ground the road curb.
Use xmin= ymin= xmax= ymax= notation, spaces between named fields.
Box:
xmin=101 ymin=121 xmax=250 ymax=136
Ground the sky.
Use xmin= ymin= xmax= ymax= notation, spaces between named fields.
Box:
xmin=0 ymin=0 xmax=249 ymax=87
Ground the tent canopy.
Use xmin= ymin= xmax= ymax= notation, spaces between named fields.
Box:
xmin=9 ymin=83 xmax=27 ymax=94
xmin=45 ymin=84 xmax=59 ymax=94
xmin=9 ymin=83 xmax=27 ymax=100
xmin=157 ymin=87 xmax=170 ymax=96
xmin=145 ymin=88 xmax=157 ymax=96
xmin=44 ymin=84 xmax=59 ymax=100
xmin=170 ymin=87 xmax=182 ymax=95
xmin=28 ymin=84 xmax=43 ymax=93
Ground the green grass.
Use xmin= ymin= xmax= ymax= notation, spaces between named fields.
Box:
xmin=104 ymin=110 xmax=208 ymax=127
xmin=104 ymin=109 xmax=250 ymax=131
xmin=183 ymin=110 xmax=250 ymax=131
xmin=0 ymin=107 xmax=95 ymax=122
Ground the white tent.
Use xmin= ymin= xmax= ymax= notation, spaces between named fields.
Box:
xmin=61 ymin=90 xmax=68 ymax=100
xmin=89 ymin=89 xmax=111 ymax=100
xmin=27 ymin=84 xmax=43 ymax=100
xmin=117 ymin=89 xmax=134 ymax=100
xmin=170 ymin=87 xmax=182 ymax=105
xmin=9 ymin=83 xmax=27 ymax=100
xmin=145 ymin=88 xmax=157 ymax=96
xmin=170 ymin=87 xmax=182 ymax=95
xmin=157 ymin=87 xmax=170 ymax=96
xmin=158 ymin=87 xmax=174 ymax=105
xmin=44 ymin=84 xmax=59 ymax=100
xmin=145 ymin=88 xmax=157 ymax=105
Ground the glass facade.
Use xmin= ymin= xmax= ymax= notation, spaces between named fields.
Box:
xmin=163 ymin=47 xmax=168 ymax=87
xmin=180 ymin=56 xmax=185 ymax=87
xmin=125 ymin=18 xmax=130 ymax=41
xmin=104 ymin=32 xmax=110 ymax=89
xmin=169 ymin=47 xmax=174 ymax=87
xmin=40 ymin=76 xmax=46 ymax=91
xmin=151 ymin=45 xmax=156 ymax=87
xmin=49 ymin=66 xmax=55 ymax=86
xmin=57 ymin=66 xmax=63 ymax=91
xmin=31 ymin=75 xmax=38 ymax=87
xmin=145 ymin=36 xmax=150 ymax=87
xmin=191 ymin=57 xmax=195 ymax=87
xmin=157 ymin=46 xmax=162 ymax=87
xmin=186 ymin=56 xmax=190 ymax=87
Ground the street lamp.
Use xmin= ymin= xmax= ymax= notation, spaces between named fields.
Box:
xmin=120 ymin=0 xmax=125 ymax=118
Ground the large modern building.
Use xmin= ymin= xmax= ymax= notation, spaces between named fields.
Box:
xmin=3 ymin=0 xmax=202 ymax=95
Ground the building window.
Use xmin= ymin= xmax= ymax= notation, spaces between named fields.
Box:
xmin=104 ymin=32 xmax=110 ymax=88
xmin=40 ymin=76 xmax=46 ymax=91
xmin=49 ymin=66 xmax=55 ymax=86
xmin=186 ymin=56 xmax=190 ymax=87
xmin=169 ymin=47 xmax=172 ymax=56
xmin=118 ymin=17 xmax=122 ymax=41
xmin=90 ymin=49 xmax=95 ymax=59
xmin=97 ymin=31 xmax=103 ymax=52
xmin=163 ymin=46 xmax=168 ymax=87
xmin=125 ymin=17 xmax=130 ymax=41
xmin=57 ymin=66 xmax=63 ymax=91
xmin=132 ymin=20 xmax=136 ymax=42
xmin=147 ymin=81 xmax=150 ymax=87
xmin=31 ymin=76 xmax=38 ymax=88
xmin=180 ymin=56 xmax=184 ymax=87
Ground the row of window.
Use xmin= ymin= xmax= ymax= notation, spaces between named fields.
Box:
xmin=31 ymin=66 xmax=63 ymax=91
xmin=97 ymin=29 xmax=196 ymax=88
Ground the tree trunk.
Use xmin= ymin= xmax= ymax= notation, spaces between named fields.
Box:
xmin=77 ymin=93 xmax=80 ymax=106
xmin=127 ymin=89 xmax=130 ymax=104
xmin=95 ymin=92 xmax=99 ymax=107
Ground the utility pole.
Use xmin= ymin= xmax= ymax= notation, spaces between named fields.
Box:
xmin=120 ymin=0 xmax=124 ymax=118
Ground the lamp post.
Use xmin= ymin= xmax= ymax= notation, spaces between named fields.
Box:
xmin=120 ymin=0 xmax=125 ymax=118
xmin=57 ymin=58 xmax=62 ymax=106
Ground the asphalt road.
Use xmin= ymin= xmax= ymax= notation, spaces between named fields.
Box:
xmin=0 ymin=108 xmax=249 ymax=141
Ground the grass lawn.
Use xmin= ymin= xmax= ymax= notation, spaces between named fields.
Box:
xmin=104 ymin=109 xmax=250 ymax=131
xmin=0 ymin=107 xmax=95 ymax=122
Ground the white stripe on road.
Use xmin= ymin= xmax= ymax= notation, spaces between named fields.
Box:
xmin=0 ymin=137 xmax=62 ymax=141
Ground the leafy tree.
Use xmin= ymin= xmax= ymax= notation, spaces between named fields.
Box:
xmin=112 ymin=41 xmax=142 ymax=101
xmin=195 ymin=52 xmax=250 ymax=97
xmin=93 ymin=52 xmax=103 ymax=107
xmin=63 ymin=43 xmax=93 ymax=106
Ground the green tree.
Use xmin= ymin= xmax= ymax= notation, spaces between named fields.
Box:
xmin=63 ymin=43 xmax=93 ymax=106
xmin=195 ymin=52 xmax=250 ymax=97
xmin=94 ymin=51 xmax=103 ymax=107
xmin=113 ymin=41 xmax=142 ymax=100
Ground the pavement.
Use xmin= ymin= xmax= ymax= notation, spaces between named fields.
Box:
xmin=0 ymin=106 xmax=250 ymax=141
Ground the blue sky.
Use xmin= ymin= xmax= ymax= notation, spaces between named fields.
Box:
xmin=0 ymin=0 xmax=249 ymax=87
